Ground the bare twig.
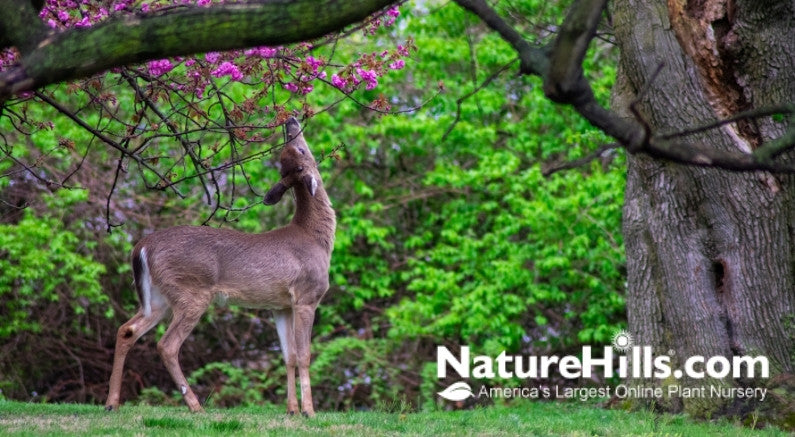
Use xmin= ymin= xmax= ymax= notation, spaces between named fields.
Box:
xmin=106 ymin=150 xmax=126 ymax=233
xmin=541 ymin=142 xmax=620 ymax=176
xmin=659 ymin=104 xmax=795 ymax=140
xmin=33 ymin=90 xmax=185 ymax=194
xmin=121 ymin=70 xmax=214 ymax=205
xmin=442 ymin=59 xmax=517 ymax=142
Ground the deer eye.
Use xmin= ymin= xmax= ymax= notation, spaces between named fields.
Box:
xmin=297 ymin=147 xmax=306 ymax=155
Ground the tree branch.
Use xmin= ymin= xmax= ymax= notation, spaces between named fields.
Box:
xmin=543 ymin=0 xmax=606 ymax=104
xmin=644 ymin=137 xmax=795 ymax=172
xmin=0 ymin=0 xmax=397 ymax=100
xmin=453 ymin=0 xmax=549 ymax=76
xmin=455 ymin=0 xmax=795 ymax=173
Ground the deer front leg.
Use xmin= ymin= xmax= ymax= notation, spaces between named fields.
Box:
xmin=293 ymin=305 xmax=317 ymax=417
xmin=106 ymin=307 xmax=168 ymax=411
xmin=274 ymin=309 xmax=299 ymax=415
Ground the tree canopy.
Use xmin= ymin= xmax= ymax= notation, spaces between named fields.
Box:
xmin=2 ymin=0 xmax=793 ymax=175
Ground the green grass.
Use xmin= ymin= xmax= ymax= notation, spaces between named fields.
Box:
xmin=0 ymin=400 xmax=785 ymax=436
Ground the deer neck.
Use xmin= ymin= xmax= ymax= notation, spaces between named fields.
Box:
xmin=291 ymin=182 xmax=335 ymax=254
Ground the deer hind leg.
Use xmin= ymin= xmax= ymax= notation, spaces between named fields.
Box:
xmin=293 ymin=304 xmax=317 ymax=417
xmin=157 ymin=299 xmax=208 ymax=412
xmin=106 ymin=305 xmax=169 ymax=411
xmin=274 ymin=308 xmax=299 ymax=415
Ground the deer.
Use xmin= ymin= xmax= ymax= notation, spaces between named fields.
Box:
xmin=105 ymin=117 xmax=335 ymax=417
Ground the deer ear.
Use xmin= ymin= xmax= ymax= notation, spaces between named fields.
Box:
xmin=264 ymin=181 xmax=288 ymax=205
xmin=303 ymin=175 xmax=318 ymax=197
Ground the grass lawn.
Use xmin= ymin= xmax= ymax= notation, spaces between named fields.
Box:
xmin=0 ymin=399 xmax=786 ymax=436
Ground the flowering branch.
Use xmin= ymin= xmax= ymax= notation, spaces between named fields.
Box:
xmin=0 ymin=0 xmax=399 ymax=100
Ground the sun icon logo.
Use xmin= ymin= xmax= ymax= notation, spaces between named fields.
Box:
xmin=612 ymin=329 xmax=633 ymax=353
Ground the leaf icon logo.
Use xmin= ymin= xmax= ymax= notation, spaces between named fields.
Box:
xmin=437 ymin=381 xmax=475 ymax=401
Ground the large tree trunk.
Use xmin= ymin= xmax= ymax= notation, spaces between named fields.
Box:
xmin=611 ymin=0 xmax=794 ymax=425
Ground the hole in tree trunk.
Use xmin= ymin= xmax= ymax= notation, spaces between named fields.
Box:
xmin=713 ymin=260 xmax=727 ymax=294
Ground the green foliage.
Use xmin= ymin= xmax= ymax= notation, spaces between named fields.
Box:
xmin=419 ymin=361 xmax=441 ymax=412
xmin=311 ymin=337 xmax=408 ymax=411
xmin=187 ymin=360 xmax=282 ymax=408
xmin=0 ymin=190 xmax=107 ymax=338
xmin=313 ymin=0 xmax=625 ymax=358
xmin=389 ymin=161 xmax=625 ymax=354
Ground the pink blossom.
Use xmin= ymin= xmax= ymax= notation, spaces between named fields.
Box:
xmin=389 ymin=59 xmax=405 ymax=70
xmin=284 ymin=82 xmax=299 ymax=93
xmin=305 ymin=56 xmax=323 ymax=72
xmin=397 ymin=44 xmax=410 ymax=57
xmin=261 ymin=47 xmax=278 ymax=58
xmin=244 ymin=47 xmax=278 ymax=58
xmin=113 ymin=2 xmax=126 ymax=11
xmin=147 ymin=59 xmax=174 ymax=76
xmin=141 ymin=2 xmax=150 ymax=12
xmin=356 ymin=68 xmax=378 ymax=90
xmin=0 ymin=49 xmax=17 ymax=70
xmin=46 ymin=19 xmax=57 ymax=28
xmin=197 ymin=0 xmax=211 ymax=6
xmin=74 ymin=16 xmax=91 ymax=27
xmin=331 ymin=74 xmax=347 ymax=90
xmin=385 ymin=6 xmax=400 ymax=26
xmin=57 ymin=10 xmax=70 ymax=21
xmin=211 ymin=61 xmax=243 ymax=80
xmin=205 ymin=52 xmax=220 ymax=64
xmin=356 ymin=68 xmax=377 ymax=82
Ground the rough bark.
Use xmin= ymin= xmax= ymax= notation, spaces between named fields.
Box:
xmin=611 ymin=0 xmax=794 ymax=425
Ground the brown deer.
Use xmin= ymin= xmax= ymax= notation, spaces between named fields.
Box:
xmin=105 ymin=117 xmax=335 ymax=417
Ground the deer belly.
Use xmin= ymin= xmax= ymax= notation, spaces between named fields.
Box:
xmin=215 ymin=283 xmax=294 ymax=309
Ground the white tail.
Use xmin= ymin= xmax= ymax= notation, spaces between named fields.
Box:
xmin=136 ymin=248 xmax=152 ymax=318
xmin=105 ymin=118 xmax=335 ymax=417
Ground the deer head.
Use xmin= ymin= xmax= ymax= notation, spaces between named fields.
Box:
xmin=264 ymin=117 xmax=319 ymax=205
